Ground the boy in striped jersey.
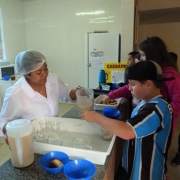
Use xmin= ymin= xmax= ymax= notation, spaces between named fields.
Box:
xmin=83 ymin=60 xmax=173 ymax=180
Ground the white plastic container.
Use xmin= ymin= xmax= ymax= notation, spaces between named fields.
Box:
xmin=32 ymin=116 xmax=116 ymax=165
xmin=94 ymin=95 xmax=121 ymax=110
xmin=101 ymin=85 xmax=110 ymax=90
xmin=76 ymin=88 xmax=94 ymax=117
xmin=6 ymin=119 xmax=34 ymax=168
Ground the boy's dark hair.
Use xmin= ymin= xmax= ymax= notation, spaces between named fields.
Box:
xmin=128 ymin=61 xmax=163 ymax=88
xmin=128 ymin=51 xmax=139 ymax=59
xmin=134 ymin=53 xmax=141 ymax=60
xmin=169 ymin=52 xmax=178 ymax=63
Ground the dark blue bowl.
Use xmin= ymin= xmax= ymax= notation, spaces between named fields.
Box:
xmin=39 ymin=151 xmax=69 ymax=174
xmin=102 ymin=107 xmax=120 ymax=119
xmin=64 ymin=159 xmax=96 ymax=180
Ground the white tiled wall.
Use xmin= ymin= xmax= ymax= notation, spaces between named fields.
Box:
xmin=0 ymin=0 xmax=134 ymax=88
xmin=0 ymin=0 xmax=26 ymax=62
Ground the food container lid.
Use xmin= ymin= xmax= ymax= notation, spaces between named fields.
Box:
xmin=6 ymin=119 xmax=32 ymax=133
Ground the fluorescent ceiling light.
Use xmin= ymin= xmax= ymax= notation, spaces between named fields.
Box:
xmin=76 ymin=11 xmax=105 ymax=16
xmin=90 ymin=16 xmax=114 ymax=21
xmin=89 ymin=16 xmax=114 ymax=23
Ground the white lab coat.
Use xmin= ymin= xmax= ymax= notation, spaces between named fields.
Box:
xmin=0 ymin=72 xmax=74 ymax=136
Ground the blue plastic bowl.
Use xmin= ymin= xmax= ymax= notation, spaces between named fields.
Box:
xmin=64 ymin=159 xmax=96 ymax=180
xmin=3 ymin=76 xmax=10 ymax=81
xmin=102 ymin=107 xmax=120 ymax=119
xmin=39 ymin=151 xmax=69 ymax=174
xmin=112 ymin=83 xmax=119 ymax=90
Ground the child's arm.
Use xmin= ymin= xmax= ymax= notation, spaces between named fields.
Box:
xmin=108 ymin=84 xmax=132 ymax=99
xmin=83 ymin=110 xmax=135 ymax=140
xmin=100 ymin=84 xmax=132 ymax=104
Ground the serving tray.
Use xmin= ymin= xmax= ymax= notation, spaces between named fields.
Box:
xmin=32 ymin=116 xmax=116 ymax=165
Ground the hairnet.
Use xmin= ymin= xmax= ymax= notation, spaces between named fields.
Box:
xmin=15 ymin=50 xmax=46 ymax=75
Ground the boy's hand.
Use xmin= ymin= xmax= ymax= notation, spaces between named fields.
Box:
xmin=82 ymin=110 xmax=96 ymax=122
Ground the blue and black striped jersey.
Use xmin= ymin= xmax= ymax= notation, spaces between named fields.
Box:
xmin=122 ymin=95 xmax=172 ymax=180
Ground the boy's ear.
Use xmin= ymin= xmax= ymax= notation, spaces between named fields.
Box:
xmin=146 ymin=80 xmax=153 ymax=88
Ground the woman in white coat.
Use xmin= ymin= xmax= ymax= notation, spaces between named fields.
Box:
xmin=0 ymin=50 xmax=80 ymax=139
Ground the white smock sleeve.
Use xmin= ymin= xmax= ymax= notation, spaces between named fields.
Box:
xmin=55 ymin=74 xmax=75 ymax=103
xmin=0 ymin=94 xmax=23 ymax=136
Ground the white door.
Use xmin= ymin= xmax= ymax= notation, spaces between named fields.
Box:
xmin=85 ymin=32 xmax=120 ymax=89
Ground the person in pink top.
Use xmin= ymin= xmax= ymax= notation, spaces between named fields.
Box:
xmin=100 ymin=36 xmax=180 ymax=132
xmin=168 ymin=52 xmax=180 ymax=166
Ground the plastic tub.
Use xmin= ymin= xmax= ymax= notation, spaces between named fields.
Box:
xmin=32 ymin=116 xmax=116 ymax=165
xmin=94 ymin=95 xmax=121 ymax=111
xmin=101 ymin=85 xmax=110 ymax=90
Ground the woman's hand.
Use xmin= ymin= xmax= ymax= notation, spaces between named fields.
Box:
xmin=4 ymin=134 xmax=9 ymax=145
xmin=99 ymin=96 xmax=111 ymax=104
xmin=75 ymin=86 xmax=83 ymax=91
xmin=70 ymin=86 xmax=83 ymax=100
xmin=3 ymin=124 xmax=9 ymax=145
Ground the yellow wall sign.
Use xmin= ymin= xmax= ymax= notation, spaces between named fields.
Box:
xmin=104 ymin=62 xmax=128 ymax=83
